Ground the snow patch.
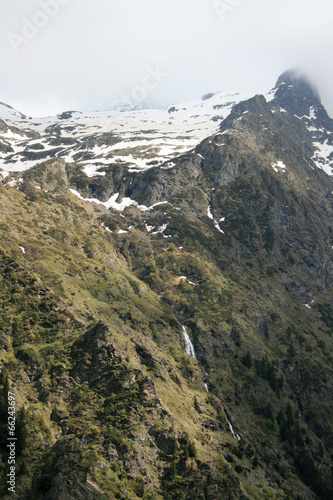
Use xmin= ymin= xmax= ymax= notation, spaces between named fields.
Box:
xmin=152 ymin=223 xmax=170 ymax=237
xmin=101 ymin=222 xmax=112 ymax=233
xmin=295 ymin=107 xmax=317 ymax=121
xmin=142 ymin=201 xmax=169 ymax=211
xmin=82 ymin=165 xmax=106 ymax=177
xmin=145 ymin=223 xmax=155 ymax=232
xmin=309 ymin=106 xmax=316 ymax=120
xmin=265 ymin=89 xmax=277 ymax=103
xmin=6 ymin=177 xmax=23 ymax=187
xmin=312 ymin=140 xmax=333 ymax=176
xmin=70 ymin=189 xmax=169 ymax=212
xmin=271 ymin=161 xmax=287 ymax=173
xmin=0 ymin=129 xmax=27 ymax=141
xmin=214 ymin=221 xmax=225 ymax=234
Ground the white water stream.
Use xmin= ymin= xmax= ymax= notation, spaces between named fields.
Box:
xmin=182 ymin=326 xmax=196 ymax=358
xmin=204 ymin=372 xmax=209 ymax=393
xmin=181 ymin=327 xmax=240 ymax=440
xmin=226 ymin=415 xmax=241 ymax=441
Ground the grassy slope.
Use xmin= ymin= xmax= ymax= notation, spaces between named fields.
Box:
xmin=0 ymin=184 xmax=249 ymax=500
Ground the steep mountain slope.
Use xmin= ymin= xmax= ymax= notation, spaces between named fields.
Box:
xmin=0 ymin=177 xmax=249 ymax=500
xmin=0 ymin=69 xmax=333 ymax=499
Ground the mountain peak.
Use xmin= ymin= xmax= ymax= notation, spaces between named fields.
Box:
xmin=275 ymin=68 xmax=321 ymax=103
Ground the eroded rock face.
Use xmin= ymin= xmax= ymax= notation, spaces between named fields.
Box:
xmin=71 ymin=321 xmax=120 ymax=368
xmin=8 ymin=157 xmax=69 ymax=193
xmin=36 ymin=438 xmax=95 ymax=500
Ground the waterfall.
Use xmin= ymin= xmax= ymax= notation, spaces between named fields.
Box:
xmin=204 ymin=373 xmax=209 ymax=392
xmin=225 ymin=414 xmax=241 ymax=441
xmin=180 ymin=328 xmax=240 ymax=440
xmin=182 ymin=326 xmax=196 ymax=358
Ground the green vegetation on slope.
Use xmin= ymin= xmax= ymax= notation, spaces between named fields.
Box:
xmin=0 ymin=147 xmax=333 ymax=500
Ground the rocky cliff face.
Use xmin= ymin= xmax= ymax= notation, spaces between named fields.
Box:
xmin=0 ymin=70 xmax=333 ymax=499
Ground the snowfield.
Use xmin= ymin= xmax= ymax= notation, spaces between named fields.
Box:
xmin=0 ymin=89 xmax=259 ymax=174
xmin=1 ymin=85 xmax=332 ymax=177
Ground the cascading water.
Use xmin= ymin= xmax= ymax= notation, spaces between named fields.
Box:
xmin=204 ymin=372 xmax=209 ymax=392
xmin=182 ymin=326 xmax=196 ymax=358
xmin=225 ymin=414 xmax=241 ymax=441
xmin=181 ymin=327 xmax=240 ymax=440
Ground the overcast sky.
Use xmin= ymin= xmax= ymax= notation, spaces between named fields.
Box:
xmin=1 ymin=0 xmax=333 ymax=116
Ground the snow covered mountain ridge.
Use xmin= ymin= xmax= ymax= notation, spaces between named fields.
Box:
xmin=1 ymin=69 xmax=331 ymax=183
xmin=0 ymin=88 xmax=259 ymax=175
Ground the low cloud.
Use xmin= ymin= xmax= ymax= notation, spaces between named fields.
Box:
xmin=1 ymin=0 xmax=333 ymax=116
